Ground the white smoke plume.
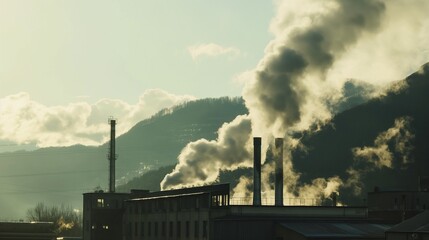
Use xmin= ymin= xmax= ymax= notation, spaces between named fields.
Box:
xmin=0 ymin=89 xmax=195 ymax=148
xmin=161 ymin=115 xmax=253 ymax=190
xmin=346 ymin=116 xmax=414 ymax=195
xmin=161 ymin=0 xmax=429 ymax=201
xmin=244 ymin=0 xmax=386 ymax=137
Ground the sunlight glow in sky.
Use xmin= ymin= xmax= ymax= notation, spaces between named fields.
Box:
xmin=0 ymin=1 xmax=273 ymax=105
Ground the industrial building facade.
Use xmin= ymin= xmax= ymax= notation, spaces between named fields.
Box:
xmin=82 ymin=135 xmax=429 ymax=240
xmin=123 ymin=184 xmax=229 ymax=240
xmin=83 ymin=183 xmax=401 ymax=240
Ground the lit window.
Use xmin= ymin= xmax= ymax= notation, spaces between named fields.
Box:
xmin=97 ymin=198 xmax=104 ymax=208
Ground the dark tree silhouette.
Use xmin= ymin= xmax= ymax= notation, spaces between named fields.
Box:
xmin=26 ymin=202 xmax=82 ymax=237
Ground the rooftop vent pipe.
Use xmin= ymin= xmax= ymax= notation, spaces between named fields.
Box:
xmin=253 ymin=137 xmax=262 ymax=206
xmin=275 ymin=138 xmax=284 ymax=206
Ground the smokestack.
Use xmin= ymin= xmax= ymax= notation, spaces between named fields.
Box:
xmin=253 ymin=137 xmax=262 ymax=206
xmin=108 ymin=118 xmax=117 ymax=193
xmin=275 ymin=138 xmax=284 ymax=206
xmin=331 ymin=192 xmax=338 ymax=207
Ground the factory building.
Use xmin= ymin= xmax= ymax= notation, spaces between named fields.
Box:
xmin=82 ymin=132 xmax=428 ymax=239
xmin=386 ymin=210 xmax=429 ymax=240
xmin=368 ymin=187 xmax=429 ymax=222
xmin=82 ymin=192 xmax=130 ymax=240
xmin=0 ymin=221 xmax=56 ymax=240
xmin=83 ymin=183 xmax=395 ymax=240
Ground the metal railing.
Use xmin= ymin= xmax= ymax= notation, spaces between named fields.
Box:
xmin=229 ymin=197 xmax=322 ymax=206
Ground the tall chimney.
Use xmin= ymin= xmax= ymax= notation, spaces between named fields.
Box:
xmin=253 ymin=137 xmax=262 ymax=206
xmin=274 ymin=138 xmax=284 ymax=206
xmin=108 ymin=118 xmax=117 ymax=193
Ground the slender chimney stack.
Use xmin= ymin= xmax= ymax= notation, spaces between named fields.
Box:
xmin=108 ymin=118 xmax=117 ymax=193
xmin=253 ymin=137 xmax=262 ymax=206
xmin=274 ymin=138 xmax=284 ymax=206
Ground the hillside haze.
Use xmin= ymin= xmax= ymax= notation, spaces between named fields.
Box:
xmin=292 ymin=63 xmax=429 ymax=204
xmin=2 ymin=63 xmax=428 ymax=218
xmin=119 ymin=64 xmax=429 ymax=204
xmin=0 ymin=97 xmax=247 ymax=219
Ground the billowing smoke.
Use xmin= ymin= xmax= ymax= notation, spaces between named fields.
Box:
xmin=161 ymin=0 xmax=428 ymax=202
xmin=346 ymin=116 xmax=414 ymax=195
xmin=161 ymin=115 xmax=253 ymax=190
xmin=162 ymin=0 xmax=385 ymax=193
xmin=244 ymin=0 xmax=386 ymax=137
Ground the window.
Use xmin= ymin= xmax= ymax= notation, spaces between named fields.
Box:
xmin=186 ymin=221 xmax=190 ymax=238
xmin=102 ymin=225 xmax=109 ymax=229
xmin=169 ymin=221 xmax=173 ymax=238
xmin=203 ymin=221 xmax=208 ymax=238
xmin=195 ymin=197 xmax=200 ymax=209
xmin=141 ymin=222 xmax=144 ymax=237
xmin=194 ymin=221 xmax=199 ymax=238
xmin=97 ymin=198 xmax=104 ymax=208
xmin=148 ymin=222 xmax=152 ymax=237
xmin=155 ymin=222 xmax=159 ymax=237
xmin=162 ymin=221 xmax=166 ymax=237
xmin=169 ymin=200 xmax=174 ymax=211
xmin=177 ymin=221 xmax=181 ymax=238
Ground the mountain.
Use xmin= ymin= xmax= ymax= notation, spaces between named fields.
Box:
xmin=0 ymin=97 xmax=247 ymax=219
xmin=292 ymin=63 xmax=429 ymax=204
xmin=118 ymin=64 xmax=429 ymax=205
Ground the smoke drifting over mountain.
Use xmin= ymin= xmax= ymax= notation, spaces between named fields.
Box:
xmin=162 ymin=0 xmax=429 ymax=200
xmin=346 ymin=116 xmax=414 ymax=195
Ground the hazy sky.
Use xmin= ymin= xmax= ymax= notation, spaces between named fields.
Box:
xmin=0 ymin=1 xmax=275 ymax=150
xmin=1 ymin=0 xmax=429 ymax=150
xmin=0 ymin=1 xmax=273 ymax=105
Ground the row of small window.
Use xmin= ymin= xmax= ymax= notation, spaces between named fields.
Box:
xmin=127 ymin=220 xmax=208 ymax=239
xmin=128 ymin=196 xmax=210 ymax=214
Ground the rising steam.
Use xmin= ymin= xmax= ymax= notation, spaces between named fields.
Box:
xmin=161 ymin=115 xmax=252 ymax=189
xmin=162 ymin=0 xmax=385 ymax=192
xmin=346 ymin=116 xmax=414 ymax=195
xmin=161 ymin=0 xmax=426 ymax=202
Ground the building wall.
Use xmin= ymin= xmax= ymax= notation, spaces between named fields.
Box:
xmin=368 ymin=191 xmax=429 ymax=222
xmin=386 ymin=232 xmax=429 ymax=240
xmin=123 ymin=193 xmax=230 ymax=240
xmin=213 ymin=220 xmax=275 ymax=240
xmin=368 ymin=191 xmax=429 ymax=211
xmin=83 ymin=192 xmax=130 ymax=240
xmin=0 ymin=222 xmax=56 ymax=240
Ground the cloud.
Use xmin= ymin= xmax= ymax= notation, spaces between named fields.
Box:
xmin=188 ymin=43 xmax=240 ymax=60
xmin=0 ymin=89 xmax=195 ymax=148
